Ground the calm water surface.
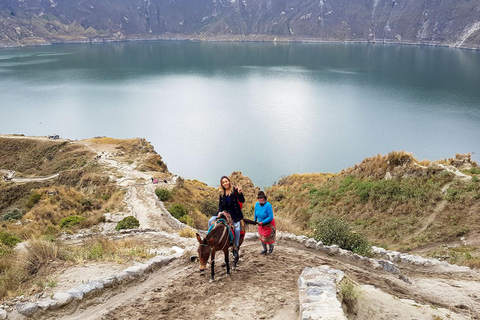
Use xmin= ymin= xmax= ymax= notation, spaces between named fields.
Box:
xmin=1 ymin=42 xmax=479 ymax=187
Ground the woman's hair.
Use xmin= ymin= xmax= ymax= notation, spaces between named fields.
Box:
xmin=220 ymin=175 xmax=233 ymax=195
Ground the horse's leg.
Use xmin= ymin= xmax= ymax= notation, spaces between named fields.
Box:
xmin=210 ymin=250 xmax=215 ymax=281
xmin=224 ymin=248 xmax=230 ymax=275
xmin=233 ymin=247 xmax=239 ymax=269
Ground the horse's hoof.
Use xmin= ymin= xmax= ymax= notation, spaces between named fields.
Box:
xmin=209 ymin=278 xmax=214 ymax=283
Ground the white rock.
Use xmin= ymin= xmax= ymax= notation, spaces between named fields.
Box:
xmin=326 ymin=245 xmax=339 ymax=254
xmin=171 ymin=246 xmax=184 ymax=254
xmin=66 ymin=288 xmax=84 ymax=300
xmin=297 ymin=235 xmax=308 ymax=244
xmin=305 ymin=238 xmax=317 ymax=249
xmin=52 ymin=292 xmax=74 ymax=306
xmin=77 ymin=283 xmax=97 ymax=295
xmin=0 ymin=309 xmax=7 ymax=319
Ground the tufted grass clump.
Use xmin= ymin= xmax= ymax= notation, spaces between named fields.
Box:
xmin=340 ymin=277 xmax=360 ymax=314
xmin=312 ymin=216 xmax=372 ymax=256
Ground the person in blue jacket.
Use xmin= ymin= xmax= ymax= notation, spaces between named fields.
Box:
xmin=254 ymin=191 xmax=276 ymax=254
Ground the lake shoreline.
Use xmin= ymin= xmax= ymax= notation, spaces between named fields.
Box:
xmin=1 ymin=33 xmax=480 ymax=52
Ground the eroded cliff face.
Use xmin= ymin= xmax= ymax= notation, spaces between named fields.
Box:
xmin=1 ymin=0 xmax=479 ymax=48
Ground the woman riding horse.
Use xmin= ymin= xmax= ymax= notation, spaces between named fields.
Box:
xmin=196 ymin=214 xmax=244 ymax=280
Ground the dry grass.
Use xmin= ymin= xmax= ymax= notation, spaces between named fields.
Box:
xmin=0 ymin=137 xmax=94 ymax=177
xmin=23 ymin=239 xmax=60 ymax=275
xmin=64 ymin=236 xmax=154 ymax=264
xmin=179 ymin=227 xmax=197 ymax=238
xmin=340 ymin=277 xmax=360 ymax=315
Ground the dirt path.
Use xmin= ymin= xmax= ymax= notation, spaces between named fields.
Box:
xmin=38 ymin=240 xmax=480 ymax=320
xmin=83 ymin=141 xmax=182 ymax=231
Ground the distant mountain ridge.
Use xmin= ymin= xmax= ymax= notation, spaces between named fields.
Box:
xmin=1 ymin=0 xmax=479 ymax=48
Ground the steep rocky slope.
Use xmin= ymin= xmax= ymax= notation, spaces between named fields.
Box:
xmin=1 ymin=0 xmax=479 ymax=48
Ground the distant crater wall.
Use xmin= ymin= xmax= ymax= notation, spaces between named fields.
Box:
xmin=1 ymin=0 xmax=479 ymax=48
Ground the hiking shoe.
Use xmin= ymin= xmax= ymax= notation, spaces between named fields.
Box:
xmin=260 ymin=250 xmax=267 ymax=254
xmin=268 ymin=246 xmax=274 ymax=254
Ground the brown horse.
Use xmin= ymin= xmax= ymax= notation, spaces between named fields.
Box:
xmin=196 ymin=219 xmax=244 ymax=281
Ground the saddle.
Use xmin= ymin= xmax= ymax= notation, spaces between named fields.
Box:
xmin=215 ymin=211 xmax=245 ymax=245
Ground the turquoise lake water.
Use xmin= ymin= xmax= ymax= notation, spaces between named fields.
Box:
xmin=1 ymin=41 xmax=479 ymax=187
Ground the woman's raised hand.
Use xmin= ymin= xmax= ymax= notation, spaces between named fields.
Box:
xmin=237 ymin=185 xmax=243 ymax=193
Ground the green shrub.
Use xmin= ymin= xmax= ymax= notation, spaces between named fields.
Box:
xmin=1 ymin=208 xmax=23 ymax=221
xmin=0 ymin=231 xmax=22 ymax=247
xmin=115 ymin=216 xmax=140 ymax=231
xmin=312 ymin=216 xmax=371 ymax=256
xmin=59 ymin=215 xmax=85 ymax=228
xmin=26 ymin=192 xmax=42 ymax=209
xmin=169 ymin=204 xmax=187 ymax=220
xmin=199 ymin=199 xmax=217 ymax=216
xmin=155 ymin=188 xmax=171 ymax=201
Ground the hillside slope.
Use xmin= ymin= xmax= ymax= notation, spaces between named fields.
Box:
xmin=1 ymin=0 xmax=479 ymax=48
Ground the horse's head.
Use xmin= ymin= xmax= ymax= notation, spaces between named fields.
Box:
xmin=196 ymin=233 xmax=213 ymax=272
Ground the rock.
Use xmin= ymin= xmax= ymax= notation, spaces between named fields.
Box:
xmin=99 ymin=276 xmax=117 ymax=288
xmin=37 ymin=299 xmax=58 ymax=310
xmin=296 ymin=235 xmax=308 ymax=244
xmin=378 ymin=260 xmax=400 ymax=274
xmin=116 ymin=271 xmax=132 ymax=282
xmin=0 ymin=309 xmax=6 ymax=319
xmin=244 ymin=232 xmax=257 ymax=241
xmin=325 ymin=245 xmax=340 ymax=255
xmin=16 ymin=302 xmax=38 ymax=316
xmin=305 ymin=238 xmax=317 ymax=249
xmin=66 ymin=288 xmax=84 ymax=300
xmin=315 ymin=242 xmax=325 ymax=251
xmin=52 ymin=292 xmax=74 ymax=306
xmin=171 ymin=246 xmax=184 ymax=254
xmin=77 ymin=283 xmax=98 ymax=295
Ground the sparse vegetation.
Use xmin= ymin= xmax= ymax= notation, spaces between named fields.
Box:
xmin=24 ymin=239 xmax=60 ymax=275
xmin=115 ymin=216 xmax=140 ymax=231
xmin=168 ymin=204 xmax=187 ymax=220
xmin=311 ymin=216 xmax=372 ymax=256
xmin=64 ymin=236 xmax=153 ymax=263
xmin=155 ymin=188 xmax=171 ymax=201
xmin=59 ymin=215 xmax=85 ymax=228
xmin=340 ymin=277 xmax=360 ymax=314
xmin=0 ymin=231 xmax=22 ymax=247
xmin=179 ymin=227 xmax=196 ymax=238
xmin=1 ymin=207 xmax=23 ymax=221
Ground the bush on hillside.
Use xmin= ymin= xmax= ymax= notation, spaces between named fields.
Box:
xmin=0 ymin=231 xmax=22 ymax=247
xmin=59 ymin=215 xmax=85 ymax=228
xmin=168 ymin=204 xmax=187 ymax=220
xmin=199 ymin=199 xmax=217 ymax=216
xmin=312 ymin=216 xmax=371 ymax=256
xmin=155 ymin=188 xmax=171 ymax=201
xmin=1 ymin=208 xmax=23 ymax=221
xmin=115 ymin=216 xmax=140 ymax=231
xmin=26 ymin=192 xmax=42 ymax=209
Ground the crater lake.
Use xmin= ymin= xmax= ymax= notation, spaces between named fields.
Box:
xmin=1 ymin=41 xmax=479 ymax=187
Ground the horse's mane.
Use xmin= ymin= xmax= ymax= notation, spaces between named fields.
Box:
xmin=206 ymin=219 xmax=229 ymax=248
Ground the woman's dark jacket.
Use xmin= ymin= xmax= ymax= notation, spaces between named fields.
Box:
xmin=218 ymin=188 xmax=245 ymax=223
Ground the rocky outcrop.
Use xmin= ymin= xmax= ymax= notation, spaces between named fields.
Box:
xmin=1 ymin=0 xmax=479 ymax=49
